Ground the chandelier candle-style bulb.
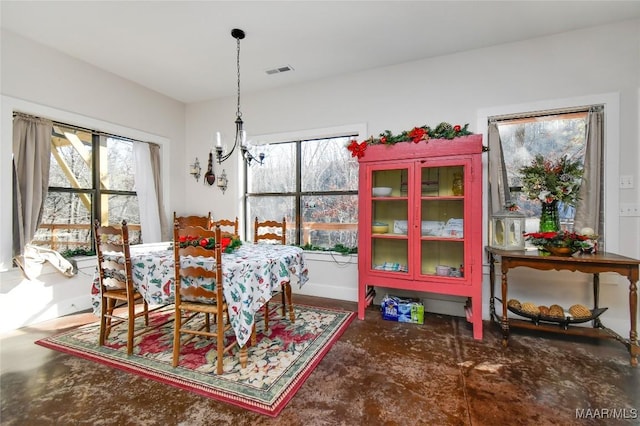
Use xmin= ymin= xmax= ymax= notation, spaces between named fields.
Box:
xmin=216 ymin=132 xmax=221 ymax=147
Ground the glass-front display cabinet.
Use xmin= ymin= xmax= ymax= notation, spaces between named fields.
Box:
xmin=357 ymin=134 xmax=484 ymax=339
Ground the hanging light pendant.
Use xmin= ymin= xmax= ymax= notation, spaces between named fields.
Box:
xmin=215 ymin=28 xmax=245 ymax=164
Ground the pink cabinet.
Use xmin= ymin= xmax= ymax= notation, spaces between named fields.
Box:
xmin=357 ymin=134 xmax=484 ymax=339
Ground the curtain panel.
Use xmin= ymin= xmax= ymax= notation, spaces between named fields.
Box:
xmin=12 ymin=115 xmax=53 ymax=257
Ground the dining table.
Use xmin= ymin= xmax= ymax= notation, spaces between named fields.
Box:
xmin=90 ymin=241 xmax=309 ymax=348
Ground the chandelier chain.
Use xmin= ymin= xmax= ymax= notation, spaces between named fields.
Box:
xmin=236 ymin=36 xmax=242 ymax=119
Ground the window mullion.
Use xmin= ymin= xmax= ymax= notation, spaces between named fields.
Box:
xmin=294 ymin=140 xmax=302 ymax=245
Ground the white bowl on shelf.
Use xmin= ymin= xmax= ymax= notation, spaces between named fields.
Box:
xmin=372 ymin=187 xmax=392 ymax=197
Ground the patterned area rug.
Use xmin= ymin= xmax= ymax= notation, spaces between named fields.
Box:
xmin=36 ymin=304 xmax=355 ymax=417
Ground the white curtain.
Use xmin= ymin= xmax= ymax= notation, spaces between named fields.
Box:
xmin=149 ymin=143 xmax=169 ymax=241
xmin=133 ymin=142 xmax=164 ymax=243
xmin=488 ymin=122 xmax=510 ymax=214
xmin=12 ymin=114 xmax=53 ymax=256
xmin=573 ymin=107 xmax=604 ymax=235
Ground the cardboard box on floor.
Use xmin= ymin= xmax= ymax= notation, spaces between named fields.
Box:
xmin=381 ymin=294 xmax=424 ymax=324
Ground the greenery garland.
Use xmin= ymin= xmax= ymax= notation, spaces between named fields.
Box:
xmin=299 ymin=243 xmax=357 ymax=255
xmin=61 ymin=247 xmax=95 ymax=258
xmin=347 ymin=122 xmax=473 ymax=158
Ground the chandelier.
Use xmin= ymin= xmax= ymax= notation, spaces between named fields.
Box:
xmin=214 ymin=28 xmax=264 ymax=166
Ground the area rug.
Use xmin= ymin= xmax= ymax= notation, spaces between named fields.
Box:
xmin=35 ymin=304 xmax=355 ymax=417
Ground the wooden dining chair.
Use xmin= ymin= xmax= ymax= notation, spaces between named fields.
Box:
xmin=214 ymin=217 xmax=239 ymax=238
xmin=94 ymin=219 xmax=149 ymax=356
xmin=172 ymin=223 xmax=245 ymax=374
xmin=173 ymin=211 xmax=212 ymax=230
xmin=254 ymin=217 xmax=295 ymax=329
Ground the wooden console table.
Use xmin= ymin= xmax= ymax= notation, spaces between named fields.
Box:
xmin=486 ymin=247 xmax=639 ymax=366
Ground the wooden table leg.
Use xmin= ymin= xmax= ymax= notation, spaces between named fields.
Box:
xmin=628 ymin=276 xmax=638 ymax=367
xmin=593 ymin=273 xmax=602 ymax=328
xmin=489 ymin=253 xmax=496 ymax=323
xmin=239 ymin=345 xmax=248 ymax=368
xmin=501 ymin=263 xmax=510 ymax=347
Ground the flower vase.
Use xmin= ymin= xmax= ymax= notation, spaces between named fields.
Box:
xmin=539 ymin=200 xmax=560 ymax=232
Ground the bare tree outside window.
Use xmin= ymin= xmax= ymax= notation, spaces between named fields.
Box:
xmin=32 ymin=124 xmax=141 ymax=254
xmin=496 ymin=112 xmax=587 ymax=232
xmin=246 ymin=135 xmax=358 ymax=249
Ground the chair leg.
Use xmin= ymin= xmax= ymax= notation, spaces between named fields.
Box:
xmin=216 ymin=310 xmax=225 ymax=375
xmin=281 ymin=288 xmax=286 ymax=317
xmin=127 ymin=298 xmax=135 ymax=356
xmin=172 ymin=305 xmax=182 ymax=367
xmin=99 ymin=296 xmax=108 ymax=346
xmin=105 ymin=298 xmax=116 ymax=340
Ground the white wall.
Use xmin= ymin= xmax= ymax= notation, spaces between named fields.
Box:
xmin=1 ymin=30 xmax=187 ymax=268
xmin=0 ymin=30 xmax=186 ymax=331
xmin=1 ymin=20 xmax=639 ymax=336
xmin=186 ymin=19 xmax=640 ymax=336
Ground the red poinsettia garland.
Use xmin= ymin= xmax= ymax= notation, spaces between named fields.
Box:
xmin=346 ymin=122 xmax=472 ymax=159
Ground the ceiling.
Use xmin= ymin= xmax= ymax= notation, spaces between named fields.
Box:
xmin=2 ymin=1 xmax=640 ymax=104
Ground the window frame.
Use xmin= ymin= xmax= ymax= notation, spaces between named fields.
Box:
xmin=1 ymin=96 xmax=171 ymax=270
xmin=490 ymin=108 xmax=590 ymax=232
xmin=243 ymin=124 xmax=366 ymax=247
xmin=36 ymin=122 xmax=142 ymax=253
xmin=478 ymin=93 xmax=620 ymax=253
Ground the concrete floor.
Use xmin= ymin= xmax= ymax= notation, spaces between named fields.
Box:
xmin=1 ymin=295 xmax=638 ymax=425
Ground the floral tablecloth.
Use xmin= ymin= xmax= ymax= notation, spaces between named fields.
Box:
xmin=90 ymin=242 xmax=308 ymax=347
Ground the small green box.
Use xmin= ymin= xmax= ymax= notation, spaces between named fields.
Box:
xmin=398 ymin=301 xmax=424 ymax=324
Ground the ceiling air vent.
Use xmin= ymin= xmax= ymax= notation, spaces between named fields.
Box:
xmin=265 ymin=65 xmax=294 ymax=75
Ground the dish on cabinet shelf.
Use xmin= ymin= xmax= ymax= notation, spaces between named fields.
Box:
xmin=372 ymin=222 xmax=389 ymax=233
xmin=372 ymin=187 xmax=393 ymax=197
xmin=373 ymin=262 xmax=408 ymax=272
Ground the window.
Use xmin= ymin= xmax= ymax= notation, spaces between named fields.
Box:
xmin=246 ymin=134 xmax=359 ymax=248
xmin=490 ymin=107 xmax=603 ymax=235
xmin=32 ymin=123 xmax=141 ymax=253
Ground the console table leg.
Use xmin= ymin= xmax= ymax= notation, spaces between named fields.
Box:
xmin=629 ymin=277 xmax=638 ymax=367
xmin=501 ymin=267 xmax=510 ymax=347
xmin=593 ymin=273 xmax=602 ymax=328
xmin=489 ymin=253 xmax=496 ymax=322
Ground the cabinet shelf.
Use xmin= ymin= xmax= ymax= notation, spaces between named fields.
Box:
xmin=420 ymin=236 xmax=464 ymax=242
xmin=421 ymin=196 xmax=464 ymax=200
xmin=372 ymin=233 xmax=408 ymax=239
xmin=373 ymin=196 xmax=408 ymax=200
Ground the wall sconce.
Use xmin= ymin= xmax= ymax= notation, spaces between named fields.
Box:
xmin=217 ymin=169 xmax=228 ymax=194
xmin=189 ymin=158 xmax=201 ymax=181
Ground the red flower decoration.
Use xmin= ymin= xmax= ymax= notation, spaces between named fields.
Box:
xmin=409 ymin=127 xmax=426 ymax=143
xmin=453 ymin=125 xmax=461 ymax=132
xmin=380 ymin=136 xmax=387 ymax=144
xmin=347 ymin=140 xmax=368 ymax=158
xmin=200 ymin=238 xmax=209 ymax=247
xmin=179 ymin=235 xmax=187 ymax=243
xmin=221 ymin=237 xmax=231 ymax=251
